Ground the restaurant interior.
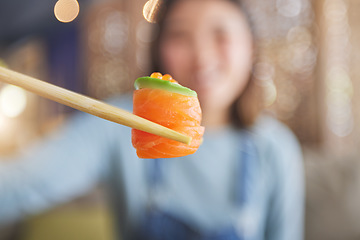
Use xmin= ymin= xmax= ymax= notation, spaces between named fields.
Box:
xmin=1 ymin=0 xmax=360 ymax=239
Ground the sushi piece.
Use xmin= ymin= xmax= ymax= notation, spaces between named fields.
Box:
xmin=132 ymin=72 xmax=205 ymax=158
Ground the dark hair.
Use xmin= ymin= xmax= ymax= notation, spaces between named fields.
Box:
xmin=149 ymin=0 xmax=263 ymax=128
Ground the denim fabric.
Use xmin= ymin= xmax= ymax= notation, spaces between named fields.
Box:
xmin=134 ymin=210 xmax=242 ymax=240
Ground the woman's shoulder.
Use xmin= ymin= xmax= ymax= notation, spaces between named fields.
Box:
xmin=249 ymin=113 xmax=302 ymax=164
xmin=250 ymin=114 xmax=299 ymax=147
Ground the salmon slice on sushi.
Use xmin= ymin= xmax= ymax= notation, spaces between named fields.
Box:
xmin=132 ymin=72 xmax=205 ymax=159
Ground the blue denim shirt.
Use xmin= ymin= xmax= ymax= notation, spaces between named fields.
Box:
xmin=0 ymin=95 xmax=304 ymax=240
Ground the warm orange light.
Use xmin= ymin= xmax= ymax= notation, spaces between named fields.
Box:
xmin=54 ymin=0 xmax=80 ymax=23
xmin=0 ymin=85 xmax=27 ymax=118
xmin=143 ymin=0 xmax=162 ymax=23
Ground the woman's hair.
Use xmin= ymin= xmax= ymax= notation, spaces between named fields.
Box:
xmin=149 ymin=0 xmax=263 ymax=129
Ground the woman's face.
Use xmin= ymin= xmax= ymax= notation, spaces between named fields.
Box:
xmin=159 ymin=0 xmax=254 ymax=114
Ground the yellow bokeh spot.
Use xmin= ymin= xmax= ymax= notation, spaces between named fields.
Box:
xmin=0 ymin=85 xmax=27 ymax=118
xmin=0 ymin=59 xmax=7 ymax=68
xmin=143 ymin=0 xmax=162 ymax=23
xmin=54 ymin=0 xmax=80 ymax=23
xmin=263 ymin=82 xmax=277 ymax=107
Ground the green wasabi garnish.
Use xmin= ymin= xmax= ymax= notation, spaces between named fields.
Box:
xmin=134 ymin=77 xmax=197 ymax=97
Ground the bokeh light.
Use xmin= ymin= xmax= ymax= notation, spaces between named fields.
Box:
xmin=253 ymin=62 xmax=277 ymax=107
xmin=263 ymin=82 xmax=278 ymax=107
xmin=143 ymin=0 xmax=162 ymax=23
xmin=322 ymin=0 xmax=352 ymax=138
xmin=276 ymin=0 xmax=302 ymax=18
xmin=102 ymin=11 xmax=129 ymax=54
xmin=85 ymin=4 xmax=131 ymax=98
xmin=0 ymin=85 xmax=27 ymax=118
xmin=54 ymin=0 xmax=80 ymax=23
xmin=0 ymin=59 xmax=7 ymax=68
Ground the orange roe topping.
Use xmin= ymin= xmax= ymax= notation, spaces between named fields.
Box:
xmin=150 ymin=72 xmax=178 ymax=83
xmin=150 ymin=72 xmax=163 ymax=79
xmin=163 ymin=74 xmax=178 ymax=83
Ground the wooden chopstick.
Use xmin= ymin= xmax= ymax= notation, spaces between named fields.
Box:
xmin=0 ymin=66 xmax=192 ymax=145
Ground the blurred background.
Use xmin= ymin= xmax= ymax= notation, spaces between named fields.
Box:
xmin=1 ymin=0 xmax=360 ymax=239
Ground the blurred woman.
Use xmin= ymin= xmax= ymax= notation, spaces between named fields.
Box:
xmin=0 ymin=0 xmax=304 ymax=239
